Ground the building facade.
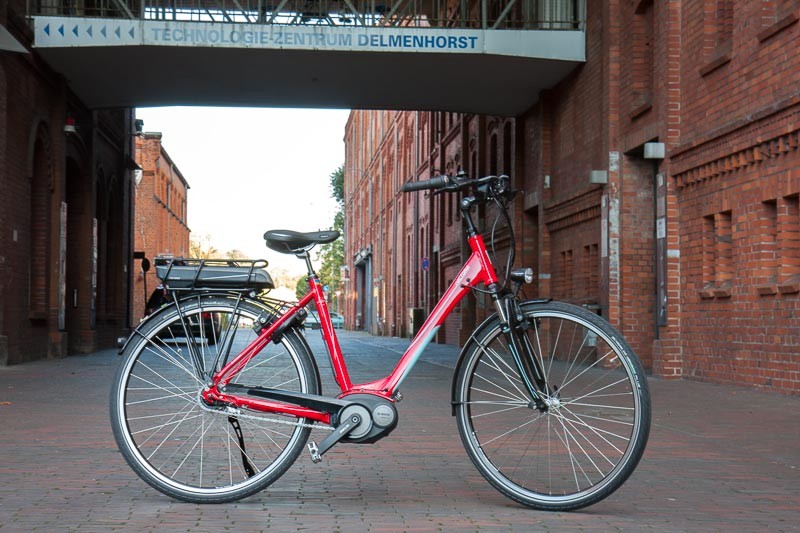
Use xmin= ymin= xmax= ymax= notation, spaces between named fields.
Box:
xmin=130 ymin=132 xmax=190 ymax=324
xmin=343 ymin=1 xmax=800 ymax=394
xmin=0 ymin=4 xmax=135 ymax=364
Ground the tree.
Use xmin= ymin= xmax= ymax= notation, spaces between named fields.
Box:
xmin=190 ymin=234 xmax=218 ymax=259
xmin=316 ymin=167 xmax=344 ymax=301
xmin=299 ymin=166 xmax=345 ymax=308
xmin=295 ymin=276 xmax=309 ymax=300
xmin=225 ymin=249 xmax=247 ymax=260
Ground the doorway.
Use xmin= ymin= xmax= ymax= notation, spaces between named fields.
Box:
xmin=64 ymin=157 xmax=93 ymax=354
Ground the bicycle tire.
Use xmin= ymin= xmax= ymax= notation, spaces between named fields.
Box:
xmin=110 ymin=294 xmax=320 ymax=503
xmin=454 ymin=301 xmax=650 ymax=511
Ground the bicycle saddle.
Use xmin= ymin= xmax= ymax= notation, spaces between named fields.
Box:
xmin=264 ymin=229 xmax=340 ymax=254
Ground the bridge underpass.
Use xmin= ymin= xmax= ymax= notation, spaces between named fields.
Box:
xmin=30 ymin=0 xmax=585 ymax=114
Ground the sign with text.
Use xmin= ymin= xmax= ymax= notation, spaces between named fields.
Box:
xmin=33 ymin=17 xmax=585 ymax=61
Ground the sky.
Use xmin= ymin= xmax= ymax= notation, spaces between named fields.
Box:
xmin=135 ymin=106 xmax=350 ymax=275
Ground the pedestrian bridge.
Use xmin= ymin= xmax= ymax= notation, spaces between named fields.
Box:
xmin=30 ymin=0 xmax=585 ymax=115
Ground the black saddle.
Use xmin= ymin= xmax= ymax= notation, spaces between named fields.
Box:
xmin=264 ymin=229 xmax=340 ymax=255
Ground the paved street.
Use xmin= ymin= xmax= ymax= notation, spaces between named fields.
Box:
xmin=1 ymin=330 xmax=798 ymax=532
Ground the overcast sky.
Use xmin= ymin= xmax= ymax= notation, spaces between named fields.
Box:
xmin=135 ymin=106 xmax=350 ymax=274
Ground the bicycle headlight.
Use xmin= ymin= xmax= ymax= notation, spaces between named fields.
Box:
xmin=510 ymin=267 xmax=534 ymax=284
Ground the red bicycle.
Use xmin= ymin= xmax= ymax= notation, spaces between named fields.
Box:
xmin=111 ymin=174 xmax=650 ymax=510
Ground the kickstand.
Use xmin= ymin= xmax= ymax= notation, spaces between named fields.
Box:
xmin=228 ymin=416 xmax=256 ymax=477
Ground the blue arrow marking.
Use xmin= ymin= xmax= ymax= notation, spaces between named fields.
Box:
xmin=129 ymin=27 xmax=135 ymax=38
xmin=58 ymin=25 xmax=64 ymax=36
xmin=87 ymin=26 xmax=93 ymax=37
xmin=115 ymin=26 xmax=121 ymax=38
xmin=44 ymin=24 xmax=50 ymax=36
xmin=72 ymin=25 xmax=79 ymax=37
xmin=101 ymin=26 xmax=107 ymax=37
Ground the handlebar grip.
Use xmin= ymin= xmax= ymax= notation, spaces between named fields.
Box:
xmin=400 ymin=175 xmax=449 ymax=193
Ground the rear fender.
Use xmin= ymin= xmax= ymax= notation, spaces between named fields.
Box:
xmin=118 ymin=291 xmax=274 ymax=354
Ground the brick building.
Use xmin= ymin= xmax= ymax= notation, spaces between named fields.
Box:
xmin=130 ymin=133 xmax=190 ymax=324
xmin=1 ymin=7 xmax=135 ymax=364
xmin=343 ymin=1 xmax=800 ymax=394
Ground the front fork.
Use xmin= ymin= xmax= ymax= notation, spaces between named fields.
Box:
xmin=495 ymin=293 xmax=550 ymax=412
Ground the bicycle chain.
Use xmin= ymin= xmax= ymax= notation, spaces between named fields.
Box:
xmin=197 ymin=397 xmax=334 ymax=431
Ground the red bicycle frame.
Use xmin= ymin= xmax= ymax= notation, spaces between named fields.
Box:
xmin=204 ymin=233 xmax=499 ymax=425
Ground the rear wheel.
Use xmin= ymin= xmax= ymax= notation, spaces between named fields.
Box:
xmin=454 ymin=301 xmax=650 ymax=511
xmin=110 ymin=295 xmax=319 ymax=503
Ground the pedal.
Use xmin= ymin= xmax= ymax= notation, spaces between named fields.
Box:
xmin=307 ymin=441 xmax=321 ymax=463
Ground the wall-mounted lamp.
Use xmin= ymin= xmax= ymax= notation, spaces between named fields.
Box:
xmin=543 ymin=175 xmax=551 ymax=189
xmin=63 ymin=117 xmax=77 ymax=134
xmin=134 ymin=119 xmax=144 ymax=136
xmin=644 ymin=142 xmax=666 ymax=160
xmin=589 ymin=170 xmax=609 ymax=184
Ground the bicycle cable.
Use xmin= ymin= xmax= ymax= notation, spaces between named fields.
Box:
xmin=488 ymin=192 xmax=516 ymax=291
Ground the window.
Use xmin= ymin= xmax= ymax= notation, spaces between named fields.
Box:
xmin=630 ymin=0 xmax=654 ymax=116
xmin=778 ymin=195 xmax=800 ymax=283
xmin=715 ymin=0 xmax=734 ymax=45
xmin=715 ymin=211 xmax=733 ymax=287
xmin=583 ymin=244 xmax=599 ymax=296
xmin=700 ymin=210 xmax=733 ymax=298
xmin=761 ymin=0 xmax=797 ymax=28
xmin=29 ymin=137 xmax=50 ymax=319
xmin=758 ymin=200 xmax=778 ymax=289
xmin=561 ymin=249 xmax=573 ymax=299
xmin=701 ymin=0 xmax=734 ymax=72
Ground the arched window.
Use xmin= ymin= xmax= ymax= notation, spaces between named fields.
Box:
xmin=29 ymin=132 xmax=52 ymax=319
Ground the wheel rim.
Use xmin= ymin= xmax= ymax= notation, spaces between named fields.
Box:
xmin=460 ymin=310 xmax=645 ymax=505
xmin=114 ymin=302 xmax=310 ymax=496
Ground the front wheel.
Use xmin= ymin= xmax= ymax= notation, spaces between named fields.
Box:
xmin=110 ymin=295 xmax=319 ymax=503
xmin=454 ymin=301 xmax=650 ymax=511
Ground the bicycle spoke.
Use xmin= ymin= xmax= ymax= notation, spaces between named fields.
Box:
xmin=130 ymin=411 xmax=203 ymax=435
xmin=476 ymin=342 xmax=528 ymax=398
xmin=456 ymin=303 xmax=650 ymax=510
xmin=556 ymin=406 xmax=632 ymax=445
xmin=470 ymin=404 xmax=528 ymax=418
xmin=480 ymin=414 xmax=544 ymax=447
xmin=138 ymin=339 xmax=205 ymax=387
xmin=111 ymin=297 xmax=319 ymax=502
xmin=470 ymin=381 xmax=525 ymax=403
xmin=560 ymin=376 xmax=632 ymax=408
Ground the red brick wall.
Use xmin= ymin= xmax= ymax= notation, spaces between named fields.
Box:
xmin=1 ymin=7 xmax=134 ymax=362
xmin=131 ymin=134 xmax=191 ymax=324
xmin=344 ymin=1 xmax=800 ymax=394
xmin=670 ymin=2 xmax=800 ymax=392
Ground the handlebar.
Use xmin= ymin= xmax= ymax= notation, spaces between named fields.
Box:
xmin=400 ymin=174 xmax=514 ymax=201
xmin=401 ymin=173 xmax=518 ymax=286
xmin=399 ymin=175 xmax=451 ymax=192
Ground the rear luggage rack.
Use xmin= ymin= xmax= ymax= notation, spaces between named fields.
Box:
xmin=154 ymin=257 xmax=274 ymax=291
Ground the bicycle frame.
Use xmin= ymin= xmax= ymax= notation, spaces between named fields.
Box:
xmin=113 ymin=174 xmax=649 ymax=509
xmin=204 ymin=232 xmax=499 ymax=424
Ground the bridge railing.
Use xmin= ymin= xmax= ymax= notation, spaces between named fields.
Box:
xmin=30 ymin=0 xmax=585 ymax=30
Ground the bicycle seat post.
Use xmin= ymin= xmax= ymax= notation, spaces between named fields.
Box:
xmin=298 ymin=251 xmax=316 ymax=277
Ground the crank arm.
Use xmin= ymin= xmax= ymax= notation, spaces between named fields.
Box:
xmin=308 ymin=413 xmax=362 ymax=463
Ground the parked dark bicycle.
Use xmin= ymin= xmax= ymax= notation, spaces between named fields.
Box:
xmin=111 ymin=173 xmax=651 ymax=510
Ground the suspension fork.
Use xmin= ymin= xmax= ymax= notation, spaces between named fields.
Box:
xmin=493 ymin=292 xmax=550 ymax=411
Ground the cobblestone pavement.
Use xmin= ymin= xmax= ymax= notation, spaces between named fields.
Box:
xmin=1 ymin=330 xmax=798 ymax=532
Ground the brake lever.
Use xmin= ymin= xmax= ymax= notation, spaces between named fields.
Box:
xmin=430 ymin=184 xmax=462 ymax=197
